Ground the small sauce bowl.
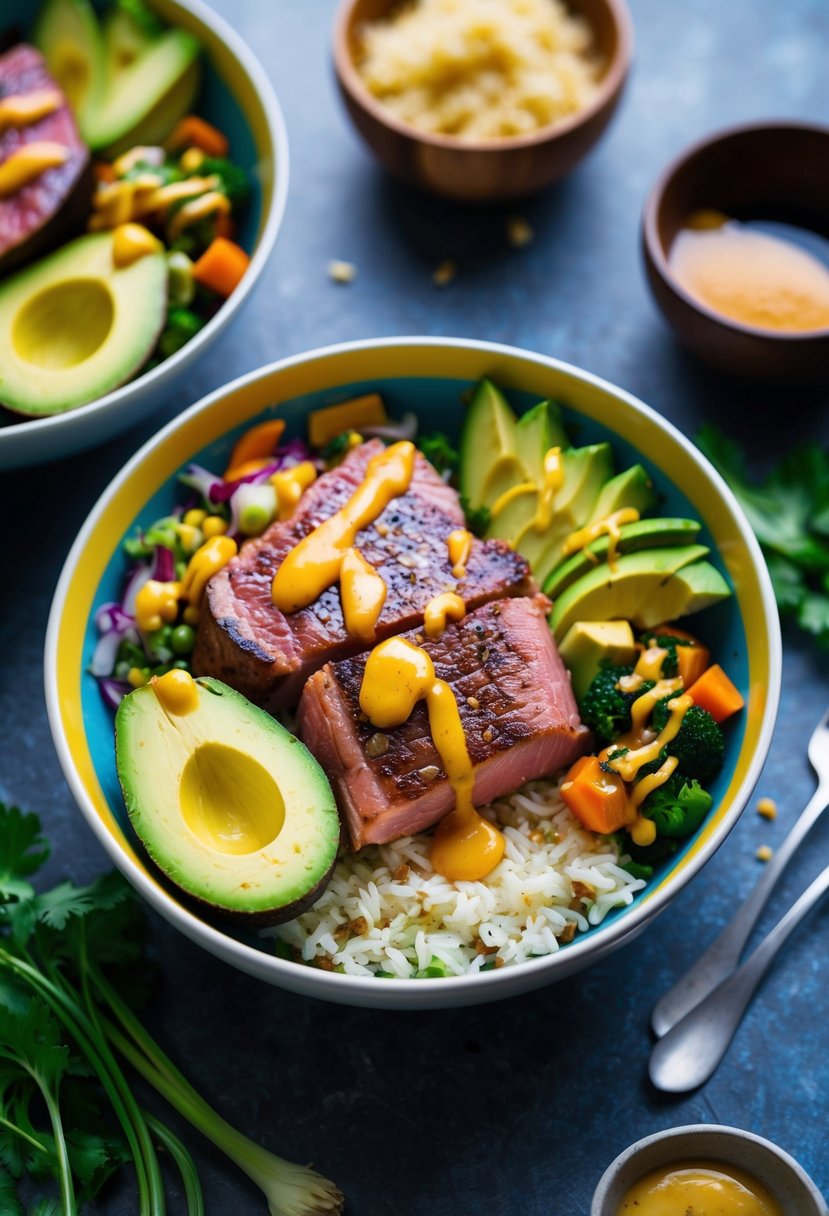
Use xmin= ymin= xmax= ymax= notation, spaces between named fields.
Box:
xmin=332 ymin=0 xmax=632 ymax=203
xmin=642 ymin=121 xmax=829 ymax=384
xmin=591 ymin=1124 xmax=828 ymax=1216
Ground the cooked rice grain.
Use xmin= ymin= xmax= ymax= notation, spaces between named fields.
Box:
xmin=265 ymin=780 xmax=645 ymax=978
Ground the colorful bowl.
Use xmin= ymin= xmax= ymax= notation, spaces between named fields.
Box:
xmin=0 ymin=0 xmax=289 ymax=470
xmin=332 ymin=0 xmax=633 ymax=202
xmin=45 ymin=337 xmax=781 ymax=1010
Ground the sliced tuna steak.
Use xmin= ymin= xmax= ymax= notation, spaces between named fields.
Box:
xmin=0 ymin=44 xmax=93 ymax=274
xmin=298 ymin=595 xmax=590 ymax=849
xmin=193 ymin=440 xmax=533 ymax=710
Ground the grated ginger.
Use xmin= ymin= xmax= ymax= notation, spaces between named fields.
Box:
xmin=356 ymin=0 xmax=602 ymax=140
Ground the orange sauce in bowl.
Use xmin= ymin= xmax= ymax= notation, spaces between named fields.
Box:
xmin=617 ymin=1160 xmax=784 ymax=1215
xmin=669 ymin=210 xmax=829 ymax=333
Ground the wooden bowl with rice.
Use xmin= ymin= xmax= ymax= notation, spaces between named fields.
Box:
xmin=332 ymin=0 xmax=633 ymax=202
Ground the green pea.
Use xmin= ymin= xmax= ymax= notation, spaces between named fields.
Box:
xmin=170 ymin=624 xmax=196 ymax=655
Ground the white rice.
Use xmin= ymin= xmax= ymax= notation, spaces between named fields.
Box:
xmin=264 ymin=779 xmax=645 ymax=978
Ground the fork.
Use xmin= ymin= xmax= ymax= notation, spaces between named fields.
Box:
xmin=651 ymin=704 xmax=829 ymax=1038
xmin=649 ymin=860 xmax=829 ymax=1091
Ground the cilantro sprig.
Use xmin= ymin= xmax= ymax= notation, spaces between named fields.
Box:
xmin=0 ymin=803 xmax=343 ymax=1215
xmin=698 ymin=426 xmax=829 ymax=647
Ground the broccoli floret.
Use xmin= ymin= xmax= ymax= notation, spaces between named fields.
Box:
xmin=621 ymin=832 xmax=679 ymax=869
xmin=158 ymin=307 xmax=205 ymax=359
xmin=199 ymin=156 xmax=250 ymax=207
xmin=638 ymin=629 xmax=694 ymax=678
xmin=638 ymin=771 xmax=713 ymax=838
xmin=651 ymin=697 xmax=725 ymax=784
xmin=418 ymin=431 xmax=459 ymax=477
xmin=580 ymin=663 xmax=655 ymax=745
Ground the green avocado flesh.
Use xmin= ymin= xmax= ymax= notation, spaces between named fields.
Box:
xmin=36 ymin=0 xmax=200 ymax=152
xmin=0 ymin=231 xmax=167 ymax=416
xmin=115 ymin=678 xmax=340 ymax=923
xmin=543 ymin=517 xmax=703 ymax=600
xmin=460 ymin=380 xmax=662 ymax=584
xmin=551 ymin=547 xmax=730 ymax=640
xmin=558 ymin=620 xmax=638 ymax=701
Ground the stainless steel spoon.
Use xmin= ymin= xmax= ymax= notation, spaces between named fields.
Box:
xmin=650 ymin=860 xmax=829 ymax=1092
xmin=651 ymin=705 xmax=829 ymax=1038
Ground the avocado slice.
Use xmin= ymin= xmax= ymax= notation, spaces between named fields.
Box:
xmin=115 ymin=676 xmax=340 ymax=924
xmin=103 ymin=3 xmax=161 ymax=79
xmin=544 ymin=518 xmax=703 ymax=599
xmin=558 ymin=620 xmax=639 ymax=701
xmin=514 ymin=398 xmax=571 ymax=477
xmin=550 ymin=545 xmax=722 ymax=639
xmin=588 ymin=464 xmax=657 ymax=522
xmin=36 ymin=0 xmax=201 ymax=153
xmin=86 ymin=30 xmax=201 ymax=155
xmin=508 ymin=442 xmax=615 ymax=583
xmin=0 ymin=230 xmax=167 ymax=416
xmin=460 ymin=378 xmax=524 ymax=512
xmin=34 ymin=0 xmax=105 ymax=121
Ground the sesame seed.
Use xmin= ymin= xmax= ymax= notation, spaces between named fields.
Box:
xmin=328 ymin=259 xmax=357 ymax=284
xmin=432 ymin=260 xmax=456 ymax=287
xmin=506 ymin=214 xmax=534 ymax=248
xmin=756 ymin=797 xmax=778 ymax=820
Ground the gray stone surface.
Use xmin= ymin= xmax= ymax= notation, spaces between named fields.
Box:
xmin=1 ymin=0 xmax=829 ymax=1210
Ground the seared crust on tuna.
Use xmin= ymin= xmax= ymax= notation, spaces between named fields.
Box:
xmin=298 ymin=595 xmax=590 ymax=849
xmin=193 ymin=440 xmax=534 ymax=710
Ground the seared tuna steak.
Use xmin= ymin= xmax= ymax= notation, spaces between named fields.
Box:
xmin=298 ymin=595 xmax=590 ymax=849
xmin=193 ymin=440 xmax=533 ymax=710
xmin=0 ymin=44 xmax=93 ymax=274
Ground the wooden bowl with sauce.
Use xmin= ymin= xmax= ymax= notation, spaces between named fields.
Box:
xmin=642 ymin=122 xmax=829 ymax=384
xmin=332 ymin=0 xmax=633 ymax=202
xmin=591 ymin=1124 xmax=828 ymax=1216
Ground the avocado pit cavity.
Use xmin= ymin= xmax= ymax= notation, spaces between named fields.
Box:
xmin=180 ymin=742 xmax=286 ymax=857
xmin=12 ymin=276 xmax=114 ymax=369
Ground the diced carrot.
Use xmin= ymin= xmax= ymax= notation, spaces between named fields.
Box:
xmin=686 ymin=664 xmax=745 ymax=723
xmin=192 ymin=237 xmax=250 ymax=298
xmin=676 ymin=641 xmax=710 ymax=688
xmin=93 ymin=160 xmax=116 ymax=183
xmin=647 ymin=622 xmax=710 ymax=688
xmin=560 ymin=754 xmax=634 ymax=835
xmin=308 ymin=393 xmax=387 ymax=448
xmin=213 ymin=211 xmax=236 ymax=240
xmin=167 ymin=114 xmax=229 ymax=158
xmin=223 ymin=419 xmax=286 ymax=479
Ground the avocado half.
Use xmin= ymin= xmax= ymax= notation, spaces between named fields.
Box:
xmin=0 ymin=230 xmax=167 ymax=416
xmin=115 ymin=678 xmax=341 ymax=925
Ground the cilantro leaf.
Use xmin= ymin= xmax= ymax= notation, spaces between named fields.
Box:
xmin=698 ymin=426 xmax=829 ymax=649
xmin=0 ymin=1166 xmax=23 ymax=1216
xmin=0 ymin=808 xmax=49 ymax=905
xmin=460 ymin=495 xmax=491 ymax=537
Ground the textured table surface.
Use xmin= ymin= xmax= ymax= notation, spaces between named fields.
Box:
xmin=2 ymin=0 xmax=829 ymax=1211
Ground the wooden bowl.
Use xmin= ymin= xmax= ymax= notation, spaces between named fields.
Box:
xmin=642 ymin=121 xmax=829 ymax=384
xmin=332 ymin=0 xmax=633 ymax=203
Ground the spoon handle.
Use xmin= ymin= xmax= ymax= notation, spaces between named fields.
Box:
xmin=651 ymin=782 xmax=829 ymax=1037
xmin=649 ymin=863 xmax=829 ymax=1093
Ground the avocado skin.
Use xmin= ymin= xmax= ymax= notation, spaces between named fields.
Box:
xmin=115 ymin=676 xmax=341 ymax=927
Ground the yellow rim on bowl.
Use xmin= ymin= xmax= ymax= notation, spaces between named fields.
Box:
xmin=45 ymin=337 xmax=782 ymax=1005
